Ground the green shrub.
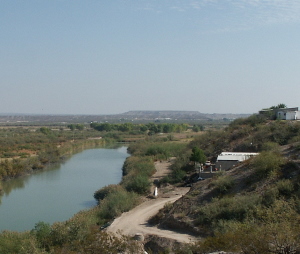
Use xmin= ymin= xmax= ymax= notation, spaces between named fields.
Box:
xmin=251 ymin=151 xmax=285 ymax=178
xmin=146 ymin=145 xmax=168 ymax=157
xmin=123 ymin=173 xmax=151 ymax=194
xmin=262 ymin=187 xmax=279 ymax=207
xmin=94 ymin=184 xmax=124 ymax=203
xmin=170 ymin=168 xmax=186 ymax=183
xmin=170 ymin=151 xmax=192 ymax=175
xmin=229 ymin=114 xmax=267 ymax=128
xmin=98 ymin=189 xmax=139 ymax=220
xmin=122 ymin=156 xmax=155 ymax=177
xmin=276 ymin=179 xmax=294 ymax=198
xmin=121 ymin=156 xmax=154 ymax=194
xmin=196 ymin=194 xmax=261 ymax=227
xmin=31 ymin=221 xmax=51 ymax=250
xmin=261 ymin=141 xmax=280 ymax=152
xmin=128 ymin=142 xmax=187 ymax=159
xmin=212 ymin=175 xmax=234 ymax=194
xmin=0 ymin=231 xmax=41 ymax=254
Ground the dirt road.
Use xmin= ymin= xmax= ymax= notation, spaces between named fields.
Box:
xmin=107 ymin=187 xmax=195 ymax=243
xmin=107 ymin=160 xmax=197 ymax=243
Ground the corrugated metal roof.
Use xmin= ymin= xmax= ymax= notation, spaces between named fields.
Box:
xmin=217 ymin=152 xmax=259 ymax=162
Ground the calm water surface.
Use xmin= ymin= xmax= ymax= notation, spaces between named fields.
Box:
xmin=0 ymin=146 xmax=129 ymax=232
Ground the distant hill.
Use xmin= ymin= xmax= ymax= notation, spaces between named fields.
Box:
xmin=122 ymin=110 xmax=250 ymax=120
xmin=0 ymin=111 xmax=251 ymax=125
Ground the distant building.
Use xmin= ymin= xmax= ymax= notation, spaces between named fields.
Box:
xmin=277 ymin=109 xmax=300 ymax=120
xmin=259 ymin=107 xmax=299 ymax=120
xmin=215 ymin=152 xmax=259 ymax=171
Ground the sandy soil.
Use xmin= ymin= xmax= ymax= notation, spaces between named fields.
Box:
xmin=107 ymin=160 xmax=197 ymax=243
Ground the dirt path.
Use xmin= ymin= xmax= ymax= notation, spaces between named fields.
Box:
xmin=107 ymin=160 xmax=197 ymax=243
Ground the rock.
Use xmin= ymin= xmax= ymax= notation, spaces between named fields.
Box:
xmin=134 ymin=233 xmax=145 ymax=241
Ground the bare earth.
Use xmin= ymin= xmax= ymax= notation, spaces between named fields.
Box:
xmin=107 ymin=160 xmax=197 ymax=243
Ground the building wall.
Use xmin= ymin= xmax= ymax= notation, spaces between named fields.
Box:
xmin=278 ymin=111 xmax=300 ymax=120
xmin=215 ymin=161 xmax=238 ymax=171
xmin=277 ymin=111 xmax=286 ymax=120
xmin=216 ymin=152 xmax=259 ymax=171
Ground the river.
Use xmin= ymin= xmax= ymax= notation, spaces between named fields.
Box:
xmin=0 ymin=146 xmax=129 ymax=232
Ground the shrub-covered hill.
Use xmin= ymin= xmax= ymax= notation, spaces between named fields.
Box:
xmin=189 ymin=114 xmax=300 ymax=161
xmin=151 ymin=116 xmax=300 ymax=253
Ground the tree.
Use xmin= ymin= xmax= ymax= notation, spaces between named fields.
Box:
xmin=39 ymin=127 xmax=51 ymax=135
xmin=31 ymin=221 xmax=51 ymax=250
xmin=270 ymin=103 xmax=287 ymax=109
xmin=190 ymin=147 xmax=207 ymax=164
xmin=67 ymin=124 xmax=76 ymax=131
xmin=192 ymin=124 xmax=204 ymax=132
xmin=75 ymin=124 xmax=84 ymax=131
xmin=118 ymin=123 xmax=133 ymax=132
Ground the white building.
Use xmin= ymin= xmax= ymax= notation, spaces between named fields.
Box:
xmin=276 ymin=107 xmax=300 ymax=120
xmin=217 ymin=152 xmax=259 ymax=161
xmin=285 ymin=111 xmax=300 ymax=120
xmin=216 ymin=152 xmax=259 ymax=171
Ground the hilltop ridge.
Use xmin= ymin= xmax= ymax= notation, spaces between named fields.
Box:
xmin=0 ymin=111 xmax=251 ymax=124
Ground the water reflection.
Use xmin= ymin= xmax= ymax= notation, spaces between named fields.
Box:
xmin=2 ymin=178 xmax=27 ymax=196
xmin=80 ymin=200 xmax=97 ymax=208
xmin=0 ymin=146 xmax=128 ymax=231
xmin=1 ymin=164 xmax=62 ymax=197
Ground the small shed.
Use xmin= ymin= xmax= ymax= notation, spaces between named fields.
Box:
xmin=215 ymin=152 xmax=259 ymax=171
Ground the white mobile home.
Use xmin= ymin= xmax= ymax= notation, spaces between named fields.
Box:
xmin=216 ymin=152 xmax=259 ymax=171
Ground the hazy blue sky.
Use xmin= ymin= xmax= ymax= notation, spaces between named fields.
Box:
xmin=1 ymin=0 xmax=299 ymax=115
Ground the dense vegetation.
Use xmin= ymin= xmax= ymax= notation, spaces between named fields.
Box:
xmin=0 ymin=126 xmax=107 ymax=181
xmin=90 ymin=122 xmax=190 ymax=135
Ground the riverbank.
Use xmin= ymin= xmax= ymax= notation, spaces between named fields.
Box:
xmin=0 ymin=138 xmax=108 ymax=182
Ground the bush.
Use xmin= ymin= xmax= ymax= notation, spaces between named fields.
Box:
xmin=276 ymin=179 xmax=294 ymax=198
xmin=196 ymin=194 xmax=261 ymax=228
xmin=31 ymin=221 xmax=51 ymax=250
xmin=170 ymin=168 xmax=186 ymax=183
xmin=0 ymin=231 xmax=40 ymax=254
xmin=262 ymin=187 xmax=279 ymax=207
xmin=121 ymin=156 xmax=154 ymax=194
xmin=212 ymin=175 xmax=234 ymax=194
xmin=251 ymin=151 xmax=286 ymax=178
xmin=229 ymin=114 xmax=267 ymax=128
xmin=97 ymin=189 xmax=139 ymax=220
xmin=146 ymin=145 xmax=168 ymax=157
xmin=261 ymin=141 xmax=280 ymax=152
xmin=122 ymin=156 xmax=155 ymax=177
xmin=123 ymin=173 xmax=151 ymax=194
xmin=94 ymin=184 xmax=124 ymax=203
xmin=195 ymin=200 xmax=300 ymax=253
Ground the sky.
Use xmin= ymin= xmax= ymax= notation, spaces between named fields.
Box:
xmin=1 ymin=0 xmax=299 ymax=115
